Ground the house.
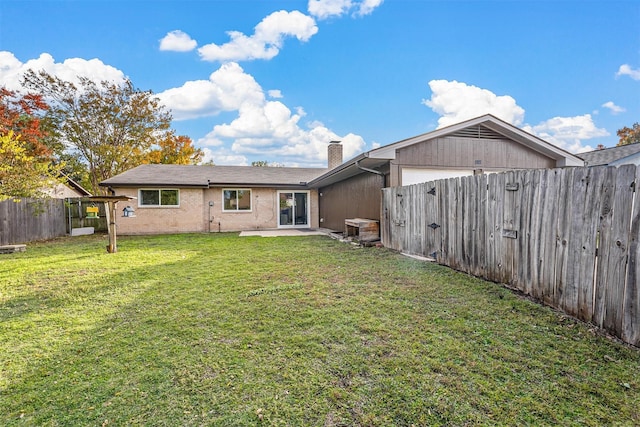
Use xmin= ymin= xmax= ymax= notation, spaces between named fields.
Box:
xmin=308 ymin=114 xmax=584 ymax=231
xmin=45 ymin=174 xmax=92 ymax=198
xmin=578 ymin=142 xmax=640 ymax=167
xmin=99 ymin=164 xmax=329 ymax=234
xmin=100 ymin=114 xmax=583 ymax=235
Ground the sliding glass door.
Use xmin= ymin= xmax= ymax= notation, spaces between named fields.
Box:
xmin=278 ymin=191 xmax=309 ymax=228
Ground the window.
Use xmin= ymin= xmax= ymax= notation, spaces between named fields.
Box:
xmin=223 ymin=189 xmax=251 ymax=211
xmin=139 ymin=189 xmax=179 ymax=207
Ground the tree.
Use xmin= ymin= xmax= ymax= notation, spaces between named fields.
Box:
xmin=0 ymin=131 xmax=63 ymax=201
xmin=251 ymin=160 xmax=284 ymax=167
xmin=22 ymin=70 xmax=173 ymax=195
xmin=0 ymin=88 xmax=64 ymax=201
xmin=0 ymin=88 xmax=52 ymax=158
xmin=144 ymin=131 xmax=203 ymax=165
xmin=617 ymin=123 xmax=640 ymax=146
xmin=1 ymin=87 xmax=91 ymax=189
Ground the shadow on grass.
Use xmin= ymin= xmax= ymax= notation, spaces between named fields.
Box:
xmin=1 ymin=233 xmax=639 ymax=426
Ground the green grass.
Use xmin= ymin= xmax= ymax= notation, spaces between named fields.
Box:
xmin=1 ymin=233 xmax=639 ymax=426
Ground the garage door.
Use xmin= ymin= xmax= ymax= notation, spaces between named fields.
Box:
xmin=401 ymin=168 xmax=474 ymax=186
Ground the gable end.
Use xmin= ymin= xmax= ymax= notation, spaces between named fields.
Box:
xmin=448 ymin=124 xmax=506 ymax=140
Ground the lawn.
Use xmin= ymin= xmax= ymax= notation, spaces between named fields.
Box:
xmin=1 ymin=233 xmax=639 ymax=426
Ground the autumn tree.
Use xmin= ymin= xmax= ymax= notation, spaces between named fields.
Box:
xmin=0 ymin=88 xmax=52 ymax=157
xmin=617 ymin=123 xmax=640 ymax=146
xmin=0 ymin=131 xmax=63 ymax=201
xmin=22 ymin=70 xmax=174 ymax=195
xmin=0 ymin=88 xmax=66 ymax=200
xmin=144 ymin=131 xmax=203 ymax=165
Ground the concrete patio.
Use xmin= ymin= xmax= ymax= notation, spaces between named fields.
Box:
xmin=238 ymin=228 xmax=332 ymax=237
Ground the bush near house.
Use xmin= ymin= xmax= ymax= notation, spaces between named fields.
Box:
xmin=1 ymin=233 xmax=639 ymax=426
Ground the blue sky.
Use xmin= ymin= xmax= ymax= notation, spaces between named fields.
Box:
xmin=1 ymin=0 xmax=639 ymax=167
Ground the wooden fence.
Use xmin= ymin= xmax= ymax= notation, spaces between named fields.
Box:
xmin=0 ymin=198 xmax=67 ymax=245
xmin=382 ymin=165 xmax=640 ymax=347
xmin=65 ymin=198 xmax=108 ymax=233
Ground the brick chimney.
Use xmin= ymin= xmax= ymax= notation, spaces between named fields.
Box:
xmin=328 ymin=140 xmax=343 ymax=169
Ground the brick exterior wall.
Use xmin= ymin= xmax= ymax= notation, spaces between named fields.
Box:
xmin=112 ymin=187 xmax=319 ymax=234
xmin=113 ymin=187 xmax=206 ymax=235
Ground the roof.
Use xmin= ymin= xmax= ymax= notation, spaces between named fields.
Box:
xmin=368 ymin=114 xmax=583 ymax=165
xmin=578 ymin=143 xmax=640 ymax=166
xmin=100 ymin=164 xmax=327 ymax=189
xmin=308 ymin=114 xmax=584 ymax=188
xmin=63 ymin=174 xmax=92 ymax=196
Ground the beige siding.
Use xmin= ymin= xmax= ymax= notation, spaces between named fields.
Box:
xmin=112 ymin=187 xmax=318 ymax=234
xmin=390 ymin=136 xmax=556 ymax=187
xmin=44 ymin=183 xmax=86 ymax=199
xmin=394 ymin=136 xmax=554 ymax=168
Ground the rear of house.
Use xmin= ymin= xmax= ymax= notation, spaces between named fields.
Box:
xmin=100 ymin=114 xmax=584 ymax=236
xmin=100 ymin=165 xmax=323 ymax=234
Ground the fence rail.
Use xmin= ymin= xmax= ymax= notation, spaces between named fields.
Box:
xmin=382 ymin=165 xmax=640 ymax=347
xmin=0 ymin=198 xmax=67 ymax=245
xmin=65 ymin=198 xmax=108 ymax=233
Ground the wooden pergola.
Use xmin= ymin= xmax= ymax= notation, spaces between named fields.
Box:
xmin=86 ymin=195 xmax=136 ymax=253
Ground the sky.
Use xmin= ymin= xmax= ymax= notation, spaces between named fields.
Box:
xmin=1 ymin=0 xmax=639 ymax=167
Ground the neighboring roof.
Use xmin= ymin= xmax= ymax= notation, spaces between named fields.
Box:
xmin=100 ymin=164 xmax=327 ymax=189
xmin=63 ymin=174 xmax=92 ymax=196
xmin=308 ymin=114 xmax=585 ymax=188
xmin=578 ymin=143 xmax=640 ymax=166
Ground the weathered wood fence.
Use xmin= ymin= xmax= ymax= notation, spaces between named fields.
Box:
xmin=382 ymin=165 xmax=640 ymax=347
xmin=66 ymin=198 xmax=108 ymax=233
xmin=0 ymin=198 xmax=67 ymax=245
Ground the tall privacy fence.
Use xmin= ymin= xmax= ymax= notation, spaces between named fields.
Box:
xmin=0 ymin=197 xmax=107 ymax=245
xmin=0 ymin=198 xmax=67 ymax=245
xmin=382 ymin=165 xmax=640 ymax=347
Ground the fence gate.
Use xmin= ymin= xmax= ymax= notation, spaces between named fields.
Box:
xmin=65 ymin=198 xmax=108 ymax=233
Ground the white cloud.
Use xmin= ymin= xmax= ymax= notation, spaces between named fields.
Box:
xmin=308 ymin=0 xmax=383 ymax=19
xmin=158 ymin=62 xmax=364 ymax=166
xmin=157 ymin=62 xmax=265 ymax=120
xmin=616 ymin=64 xmax=640 ymax=81
xmin=601 ymin=101 xmax=626 ymax=115
xmin=356 ymin=0 xmax=384 ymax=16
xmin=159 ymin=30 xmax=197 ymax=52
xmin=522 ymin=115 xmax=608 ymax=153
xmin=198 ymin=10 xmax=318 ymax=62
xmin=268 ymin=89 xmax=283 ymax=99
xmin=200 ymin=148 xmax=249 ymax=166
xmin=423 ymin=80 xmax=525 ymax=128
xmin=0 ymin=51 xmax=125 ymax=91
xmin=308 ymin=0 xmax=352 ymax=19
xmin=199 ymin=99 xmax=366 ymax=166
xmin=424 ymin=79 xmax=608 ymax=153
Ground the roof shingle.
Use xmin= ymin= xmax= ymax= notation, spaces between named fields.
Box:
xmin=100 ymin=164 xmax=327 ymax=188
xmin=578 ymin=143 xmax=640 ymax=166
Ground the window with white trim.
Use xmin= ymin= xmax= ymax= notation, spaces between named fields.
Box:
xmin=139 ymin=189 xmax=179 ymax=206
xmin=223 ymin=189 xmax=251 ymax=211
